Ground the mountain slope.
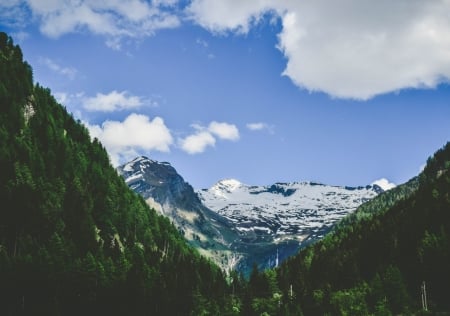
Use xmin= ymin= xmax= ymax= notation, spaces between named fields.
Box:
xmin=199 ymin=179 xmax=381 ymax=242
xmin=199 ymin=179 xmax=383 ymax=275
xmin=117 ymin=156 xmax=241 ymax=271
xmin=119 ymin=156 xmax=383 ymax=275
xmin=268 ymin=144 xmax=450 ymax=315
xmin=0 ymin=32 xmax=231 ymax=315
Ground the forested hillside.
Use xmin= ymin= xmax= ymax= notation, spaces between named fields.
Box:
xmin=0 ymin=33 xmax=231 ymax=316
xmin=268 ymin=144 xmax=450 ymax=315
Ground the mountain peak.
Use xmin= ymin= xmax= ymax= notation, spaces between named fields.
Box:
xmin=131 ymin=156 xmax=171 ymax=165
xmin=212 ymin=179 xmax=243 ymax=194
xmin=371 ymin=178 xmax=396 ymax=191
xmin=218 ymin=178 xmax=242 ymax=188
xmin=122 ymin=156 xmax=171 ymax=172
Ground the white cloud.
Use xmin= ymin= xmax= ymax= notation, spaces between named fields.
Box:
xmin=16 ymin=0 xmax=180 ymax=47
xmin=247 ymin=122 xmax=265 ymax=131
xmin=188 ymin=0 xmax=450 ymax=100
xmin=372 ymin=178 xmax=396 ymax=191
xmin=179 ymin=121 xmax=239 ymax=154
xmin=246 ymin=122 xmax=274 ymax=134
xmin=83 ymin=90 xmax=148 ymax=112
xmin=187 ymin=0 xmax=275 ymax=34
xmin=11 ymin=0 xmax=450 ymax=100
xmin=39 ymin=57 xmax=77 ymax=79
xmin=86 ymin=113 xmax=173 ymax=165
xmin=180 ymin=131 xmax=216 ymax=154
xmin=208 ymin=121 xmax=239 ymax=141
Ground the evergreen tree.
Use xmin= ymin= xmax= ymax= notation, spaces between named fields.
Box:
xmin=0 ymin=32 xmax=232 ymax=315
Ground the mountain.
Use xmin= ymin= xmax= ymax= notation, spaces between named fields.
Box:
xmin=198 ymin=179 xmax=382 ymax=242
xmin=246 ymin=143 xmax=450 ymax=315
xmin=119 ymin=156 xmax=384 ymax=274
xmin=0 ymin=32 xmax=231 ymax=315
xmin=198 ymin=179 xmax=383 ymax=273
xmin=117 ymin=156 xmax=241 ymax=271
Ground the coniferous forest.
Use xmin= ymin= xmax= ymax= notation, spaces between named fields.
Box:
xmin=1 ymin=32 xmax=450 ymax=315
xmin=0 ymin=33 xmax=230 ymax=315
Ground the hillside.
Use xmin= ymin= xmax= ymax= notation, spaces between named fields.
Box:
xmin=227 ymin=143 xmax=450 ymax=315
xmin=0 ymin=32 xmax=231 ymax=315
xmin=243 ymin=143 xmax=450 ymax=315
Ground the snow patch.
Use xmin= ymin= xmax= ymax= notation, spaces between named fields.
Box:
xmin=124 ymin=173 xmax=143 ymax=184
xmin=198 ymin=180 xmax=381 ymax=241
xmin=371 ymin=178 xmax=396 ymax=191
xmin=218 ymin=179 xmax=242 ymax=191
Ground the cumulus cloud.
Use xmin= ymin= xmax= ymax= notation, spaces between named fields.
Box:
xmin=39 ymin=57 xmax=77 ymax=79
xmin=208 ymin=121 xmax=239 ymax=141
xmin=188 ymin=0 xmax=450 ymax=100
xmin=12 ymin=0 xmax=181 ymax=47
xmin=180 ymin=131 xmax=216 ymax=154
xmin=83 ymin=90 xmax=149 ymax=112
xmin=10 ymin=0 xmax=449 ymax=99
xmin=54 ymin=90 xmax=159 ymax=114
xmin=187 ymin=0 xmax=275 ymax=34
xmin=86 ymin=113 xmax=173 ymax=165
xmin=179 ymin=121 xmax=239 ymax=154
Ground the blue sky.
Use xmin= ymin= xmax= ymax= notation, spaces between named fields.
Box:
xmin=2 ymin=0 xmax=450 ymax=189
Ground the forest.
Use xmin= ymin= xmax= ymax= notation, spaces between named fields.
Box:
xmin=1 ymin=32 xmax=450 ymax=315
xmin=0 ymin=32 xmax=232 ymax=315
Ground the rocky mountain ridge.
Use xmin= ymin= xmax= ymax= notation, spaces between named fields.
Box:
xmin=198 ymin=179 xmax=383 ymax=243
xmin=118 ymin=156 xmax=385 ymax=274
xmin=117 ymin=156 xmax=240 ymax=271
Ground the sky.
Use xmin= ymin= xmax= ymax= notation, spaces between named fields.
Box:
xmin=1 ymin=0 xmax=450 ymax=189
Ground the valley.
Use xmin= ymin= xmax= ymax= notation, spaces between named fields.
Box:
xmin=2 ymin=26 xmax=450 ymax=314
xmin=118 ymin=156 xmax=385 ymax=274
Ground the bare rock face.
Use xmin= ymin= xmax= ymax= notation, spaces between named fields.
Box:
xmin=119 ymin=157 xmax=382 ymax=275
xmin=117 ymin=157 xmax=240 ymax=271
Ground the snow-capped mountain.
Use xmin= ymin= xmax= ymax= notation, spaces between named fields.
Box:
xmin=198 ymin=179 xmax=382 ymax=244
xmin=118 ymin=156 xmax=201 ymax=213
xmin=118 ymin=157 xmax=385 ymax=274
xmin=117 ymin=157 xmax=240 ymax=271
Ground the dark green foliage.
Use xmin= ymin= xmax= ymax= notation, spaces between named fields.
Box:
xmin=275 ymin=142 xmax=450 ymax=314
xmin=0 ymin=33 xmax=231 ymax=315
